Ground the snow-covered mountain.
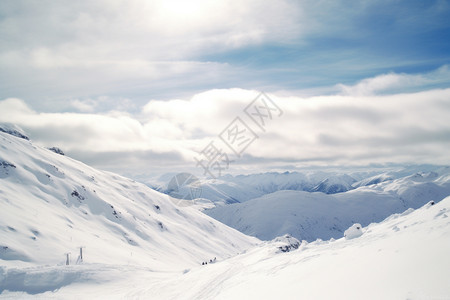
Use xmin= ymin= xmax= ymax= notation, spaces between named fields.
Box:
xmin=311 ymin=173 xmax=356 ymax=194
xmin=2 ymin=197 xmax=449 ymax=299
xmin=149 ymin=166 xmax=450 ymax=206
xmin=205 ymin=170 xmax=450 ymax=241
xmin=148 ymin=165 xmax=450 ymax=241
xmin=2 ymin=125 xmax=450 ymax=299
xmin=155 ymin=198 xmax=450 ymax=299
xmin=0 ymin=124 xmax=29 ymax=141
xmin=149 ymin=171 xmax=360 ymax=206
xmin=0 ymin=128 xmax=258 ymax=271
xmin=351 ymin=173 xmax=393 ymax=188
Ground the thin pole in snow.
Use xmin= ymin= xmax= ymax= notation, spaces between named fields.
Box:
xmin=79 ymin=246 xmax=85 ymax=261
xmin=65 ymin=252 xmax=71 ymax=265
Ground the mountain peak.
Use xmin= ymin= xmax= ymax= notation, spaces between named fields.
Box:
xmin=0 ymin=123 xmax=29 ymax=140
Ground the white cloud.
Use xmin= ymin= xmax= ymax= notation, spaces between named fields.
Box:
xmin=0 ymin=1 xmax=301 ymax=68
xmin=141 ymin=88 xmax=259 ymax=136
xmin=337 ymin=65 xmax=450 ymax=96
xmin=70 ymin=99 xmax=97 ymax=113
xmin=69 ymin=97 xmax=137 ymax=113
xmin=0 ymin=0 xmax=303 ymax=108
xmin=1 ymin=83 xmax=449 ymax=176
xmin=2 ymin=0 xmax=449 ymax=111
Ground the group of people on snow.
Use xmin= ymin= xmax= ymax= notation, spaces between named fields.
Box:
xmin=201 ymin=257 xmax=216 ymax=265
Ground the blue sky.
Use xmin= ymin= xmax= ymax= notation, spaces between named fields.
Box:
xmin=201 ymin=0 xmax=450 ymax=92
xmin=0 ymin=0 xmax=449 ymax=177
xmin=1 ymin=0 xmax=449 ymax=109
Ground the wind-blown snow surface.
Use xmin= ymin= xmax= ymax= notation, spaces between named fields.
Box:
xmin=0 ymin=130 xmax=257 ymax=274
xmin=205 ymin=171 xmax=450 ymax=241
xmin=2 ymin=197 xmax=449 ymax=299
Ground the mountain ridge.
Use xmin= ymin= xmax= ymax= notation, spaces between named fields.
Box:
xmin=0 ymin=129 xmax=258 ymax=270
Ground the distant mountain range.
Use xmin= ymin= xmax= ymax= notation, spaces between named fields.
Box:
xmin=149 ymin=166 xmax=450 ymax=241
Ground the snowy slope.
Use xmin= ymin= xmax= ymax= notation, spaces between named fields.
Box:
xmin=351 ymin=173 xmax=393 ymax=188
xmin=311 ymin=173 xmax=356 ymax=194
xmin=2 ymin=197 xmax=449 ymax=299
xmin=205 ymin=172 xmax=450 ymax=241
xmin=0 ymin=130 xmax=258 ymax=271
xmin=163 ymin=198 xmax=450 ymax=300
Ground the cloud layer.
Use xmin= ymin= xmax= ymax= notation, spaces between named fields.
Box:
xmin=1 ymin=71 xmax=449 ymax=176
xmin=0 ymin=0 xmax=302 ymax=108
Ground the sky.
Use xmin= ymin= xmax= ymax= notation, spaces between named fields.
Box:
xmin=0 ymin=0 xmax=449 ymax=179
